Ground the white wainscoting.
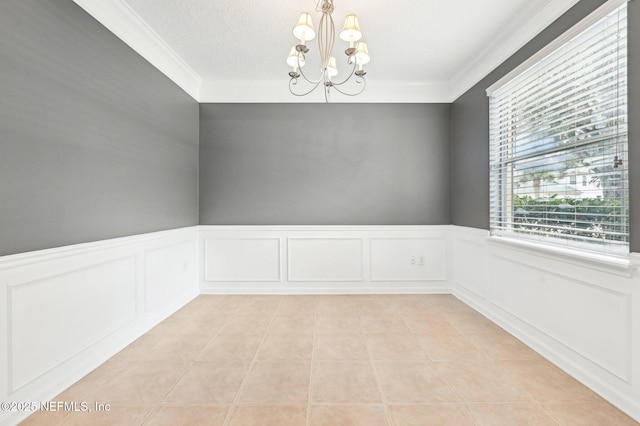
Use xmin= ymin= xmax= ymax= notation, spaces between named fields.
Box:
xmin=0 ymin=227 xmax=198 ymax=426
xmin=3 ymin=224 xmax=639 ymax=424
xmin=451 ymin=225 xmax=640 ymax=423
xmin=199 ymin=226 xmax=451 ymax=294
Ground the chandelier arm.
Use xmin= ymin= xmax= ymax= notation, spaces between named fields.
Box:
xmin=289 ymin=78 xmax=323 ymax=96
xmin=331 ymin=58 xmax=357 ymax=86
xmin=319 ymin=11 xmax=328 ymax=70
xmin=296 ymin=54 xmax=324 ymax=85
xmin=329 ymin=76 xmax=366 ymax=97
xmin=327 ymin=13 xmax=335 ymax=68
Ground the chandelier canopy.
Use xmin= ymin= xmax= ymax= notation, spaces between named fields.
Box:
xmin=286 ymin=0 xmax=370 ymax=101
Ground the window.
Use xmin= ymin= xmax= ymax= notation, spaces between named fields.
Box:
xmin=488 ymin=1 xmax=628 ymax=256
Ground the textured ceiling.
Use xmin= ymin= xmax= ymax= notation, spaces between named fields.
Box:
xmin=123 ymin=0 xmax=529 ymax=82
xmin=74 ymin=0 xmax=581 ymax=101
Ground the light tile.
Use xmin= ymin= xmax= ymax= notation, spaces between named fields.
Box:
xmin=419 ymin=334 xmax=485 ymax=361
xmin=269 ymin=315 xmax=315 ymax=334
xmin=188 ymin=295 xmax=243 ymax=311
xmin=315 ymin=316 xmax=362 ymax=334
xmin=542 ymin=402 xmax=640 ymax=425
xmin=359 ymin=315 xmax=411 ymax=334
xmin=143 ymin=406 xmax=229 ymax=426
xmin=277 ymin=296 xmax=319 ymax=316
xmin=418 ymin=295 xmax=473 ymax=313
xmin=311 ymin=361 xmax=381 ymax=403
xmin=236 ymin=361 xmax=311 ymax=404
xmin=162 ymin=361 xmax=250 ymax=405
xmin=466 ymin=331 xmax=540 ymax=360
xmin=110 ymin=333 xmax=212 ymax=362
xmin=308 ymin=404 xmax=388 ymax=426
xmin=443 ymin=311 xmax=503 ymax=334
xmin=227 ymin=405 xmax=307 ymax=426
xmin=356 ymin=301 xmax=393 ymax=316
xmin=150 ymin=313 xmax=227 ymax=335
xmin=316 ymin=298 xmax=359 ymax=317
xmin=499 ymin=360 xmax=601 ymax=403
xmin=388 ymin=404 xmax=474 ymax=426
xmin=198 ymin=333 xmax=263 ymax=361
xmin=18 ymin=409 xmax=69 ymax=426
xmin=235 ymin=296 xmax=281 ymax=316
xmin=219 ymin=315 xmax=272 ymax=335
xmin=465 ymin=403 xmax=558 ymax=426
xmin=435 ymin=360 xmax=530 ymax=403
xmin=375 ymin=362 xmax=458 ymax=403
xmin=257 ymin=334 xmax=314 ymax=360
xmin=91 ymin=362 xmax=189 ymax=405
xmin=32 ymin=294 xmax=636 ymax=426
xmin=61 ymin=405 xmax=153 ymax=426
xmin=55 ymin=361 xmax=129 ymax=402
xmin=314 ymin=334 xmax=369 ymax=360
xmin=401 ymin=313 xmax=458 ymax=335
xmin=367 ymin=334 xmax=427 ymax=360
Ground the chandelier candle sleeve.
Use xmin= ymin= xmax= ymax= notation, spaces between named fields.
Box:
xmin=286 ymin=0 xmax=370 ymax=100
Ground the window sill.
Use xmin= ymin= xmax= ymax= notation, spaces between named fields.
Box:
xmin=486 ymin=235 xmax=633 ymax=277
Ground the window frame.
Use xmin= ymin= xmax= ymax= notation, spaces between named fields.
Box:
xmin=486 ymin=0 xmax=629 ymax=258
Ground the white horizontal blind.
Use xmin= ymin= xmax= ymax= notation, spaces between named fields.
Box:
xmin=489 ymin=3 xmax=628 ymax=256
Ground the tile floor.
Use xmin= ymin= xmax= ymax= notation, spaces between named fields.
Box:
xmin=20 ymin=295 xmax=639 ymax=426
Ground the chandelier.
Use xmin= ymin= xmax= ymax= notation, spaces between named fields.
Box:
xmin=286 ymin=0 xmax=370 ymax=101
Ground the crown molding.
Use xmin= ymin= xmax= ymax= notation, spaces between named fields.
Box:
xmin=199 ymin=80 xmax=453 ymax=103
xmin=73 ymin=0 xmax=584 ymax=104
xmin=72 ymin=0 xmax=202 ymax=101
xmin=449 ymin=0 xmax=581 ymax=102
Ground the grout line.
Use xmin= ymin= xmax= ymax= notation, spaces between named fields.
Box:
xmin=408 ymin=300 xmax=479 ymax=426
xmin=221 ymin=296 xmax=282 ymax=426
xmin=306 ymin=301 xmax=319 ymax=426
xmin=529 ymin=401 xmax=563 ymax=426
xmin=139 ymin=405 xmax=160 ymax=425
xmin=359 ymin=299 xmax=394 ymax=426
xmin=157 ymin=298 xmax=240 ymax=407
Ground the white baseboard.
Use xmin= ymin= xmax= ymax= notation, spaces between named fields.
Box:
xmin=0 ymin=227 xmax=199 ymax=426
xmin=199 ymin=285 xmax=451 ymax=295
xmin=198 ymin=225 xmax=452 ymax=295
xmin=450 ymin=225 xmax=640 ymax=423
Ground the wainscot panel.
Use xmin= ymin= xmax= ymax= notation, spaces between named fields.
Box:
xmin=199 ymin=226 xmax=451 ymax=294
xmin=0 ymin=227 xmax=198 ymax=426
xmin=451 ymin=225 xmax=640 ymax=423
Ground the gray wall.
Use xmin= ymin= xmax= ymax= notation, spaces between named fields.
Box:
xmin=0 ymin=0 xmax=199 ymax=256
xmin=450 ymin=0 xmax=640 ymax=250
xmin=200 ymin=104 xmax=451 ymax=225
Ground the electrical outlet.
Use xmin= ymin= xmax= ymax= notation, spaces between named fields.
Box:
xmin=410 ymin=256 xmax=416 ymax=265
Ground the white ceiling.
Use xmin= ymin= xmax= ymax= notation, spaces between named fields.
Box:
xmin=72 ymin=0 xmax=581 ymax=102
